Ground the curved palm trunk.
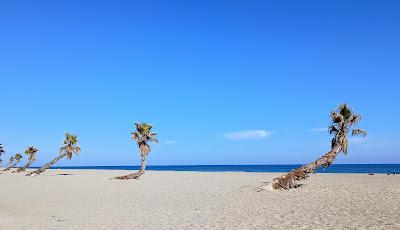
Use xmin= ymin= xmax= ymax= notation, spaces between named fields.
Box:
xmin=14 ymin=159 xmax=35 ymax=173
xmin=268 ymin=146 xmax=341 ymax=190
xmin=3 ymin=162 xmax=19 ymax=171
xmin=114 ymin=155 xmax=147 ymax=180
xmin=26 ymin=153 xmax=67 ymax=176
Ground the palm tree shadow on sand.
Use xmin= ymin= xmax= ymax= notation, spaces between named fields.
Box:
xmin=28 ymin=173 xmax=75 ymax=177
xmin=55 ymin=173 xmax=75 ymax=176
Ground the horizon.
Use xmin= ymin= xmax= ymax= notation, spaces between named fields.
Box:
xmin=27 ymin=164 xmax=400 ymax=175
xmin=1 ymin=0 xmax=400 ymax=166
xmin=33 ymin=163 xmax=400 ymax=167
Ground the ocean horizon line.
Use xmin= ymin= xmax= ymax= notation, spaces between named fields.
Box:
xmin=29 ymin=164 xmax=400 ymax=174
xmin=33 ymin=163 xmax=400 ymax=167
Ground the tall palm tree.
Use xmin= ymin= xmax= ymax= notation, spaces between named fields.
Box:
xmin=15 ymin=146 xmax=38 ymax=173
xmin=3 ymin=153 xmax=23 ymax=171
xmin=268 ymin=104 xmax=367 ymax=190
xmin=0 ymin=144 xmax=5 ymax=167
xmin=114 ymin=122 xmax=158 ymax=180
xmin=27 ymin=133 xmax=81 ymax=176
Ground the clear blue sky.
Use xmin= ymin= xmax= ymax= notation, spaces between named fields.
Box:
xmin=1 ymin=0 xmax=399 ymax=166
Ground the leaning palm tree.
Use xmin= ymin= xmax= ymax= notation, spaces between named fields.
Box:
xmin=268 ymin=104 xmax=367 ymax=190
xmin=15 ymin=146 xmax=38 ymax=173
xmin=3 ymin=154 xmax=23 ymax=171
xmin=0 ymin=144 xmax=5 ymax=167
xmin=4 ymin=156 xmax=15 ymax=168
xmin=27 ymin=133 xmax=81 ymax=176
xmin=113 ymin=122 xmax=158 ymax=180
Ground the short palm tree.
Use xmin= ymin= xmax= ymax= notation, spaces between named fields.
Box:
xmin=114 ymin=122 xmax=158 ymax=180
xmin=4 ymin=156 xmax=15 ymax=168
xmin=3 ymin=154 xmax=23 ymax=171
xmin=268 ymin=104 xmax=367 ymax=190
xmin=15 ymin=146 xmax=38 ymax=173
xmin=27 ymin=133 xmax=81 ymax=176
xmin=0 ymin=144 xmax=5 ymax=167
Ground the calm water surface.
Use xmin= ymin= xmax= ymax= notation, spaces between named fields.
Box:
xmin=38 ymin=164 xmax=400 ymax=174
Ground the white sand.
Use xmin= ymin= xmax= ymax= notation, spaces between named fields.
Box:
xmin=1 ymin=169 xmax=400 ymax=230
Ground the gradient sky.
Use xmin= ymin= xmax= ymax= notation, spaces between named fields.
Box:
xmin=1 ymin=0 xmax=399 ymax=166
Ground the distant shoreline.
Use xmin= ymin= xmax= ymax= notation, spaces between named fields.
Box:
xmin=25 ymin=164 xmax=400 ymax=174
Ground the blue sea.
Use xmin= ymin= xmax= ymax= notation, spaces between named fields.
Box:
xmin=43 ymin=164 xmax=400 ymax=174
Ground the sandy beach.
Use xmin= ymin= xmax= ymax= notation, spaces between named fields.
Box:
xmin=1 ymin=170 xmax=400 ymax=230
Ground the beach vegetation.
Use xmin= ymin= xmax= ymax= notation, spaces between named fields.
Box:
xmin=14 ymin=146 xmax=38 ymax=173
xmin=268 ymin=104 xmax=367 ymax=190
xmin=27 ymin=133 xmax=81 ymax=176
xmin=113 ymin=122 xmax=158 ymax=180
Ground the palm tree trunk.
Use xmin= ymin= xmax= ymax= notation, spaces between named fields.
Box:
xmin=14 ymin=160 xmax=34 ymax=173
xmin=26 ymin=153 xmax=67 ymax=176
xmin=3 ymin=162 xmax=18 ymax=171
xmin=113 ymin=155 xmax=147 ymax=180
xmin=268 ymin=146 xmax=341 ymax=190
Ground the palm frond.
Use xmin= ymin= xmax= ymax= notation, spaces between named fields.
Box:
xmin=59 ymin=146 xmax=67 ymax=153
xmin=352 ymin=129 xmax=367 ymax=137
xmin=132 ymin=122 xmax=158 ymax=157
xmin=339 ymin=104 xmax=352 ymax=120
xmin=147 ymin=132 xmax=158 ymax=143
xmin=15 ymin=153 xmax=22 ymax=161
xmin=328 ymin=125 xmax=338 ymax=135
xmin=330 ymin=104 xmax=366 ymax=155
xmin=330 ymin=111 xmax=343 ymax=124
xmin=131 ymin=132 xmax=140 ymax=141
xmin=60 ymin=133 xmax=81 ymax=159
xmin=74 ymin=146 xmax=81 ymax=153
xmin=24 ymin=146 xmax=38 ymax=157
xmin=9 ymin=156 xmax=15 ymax=163
xmin=331 ymin=138 xmax=337 ymax=149
xmin=349 ymin=114 xmax=361 ymax=126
